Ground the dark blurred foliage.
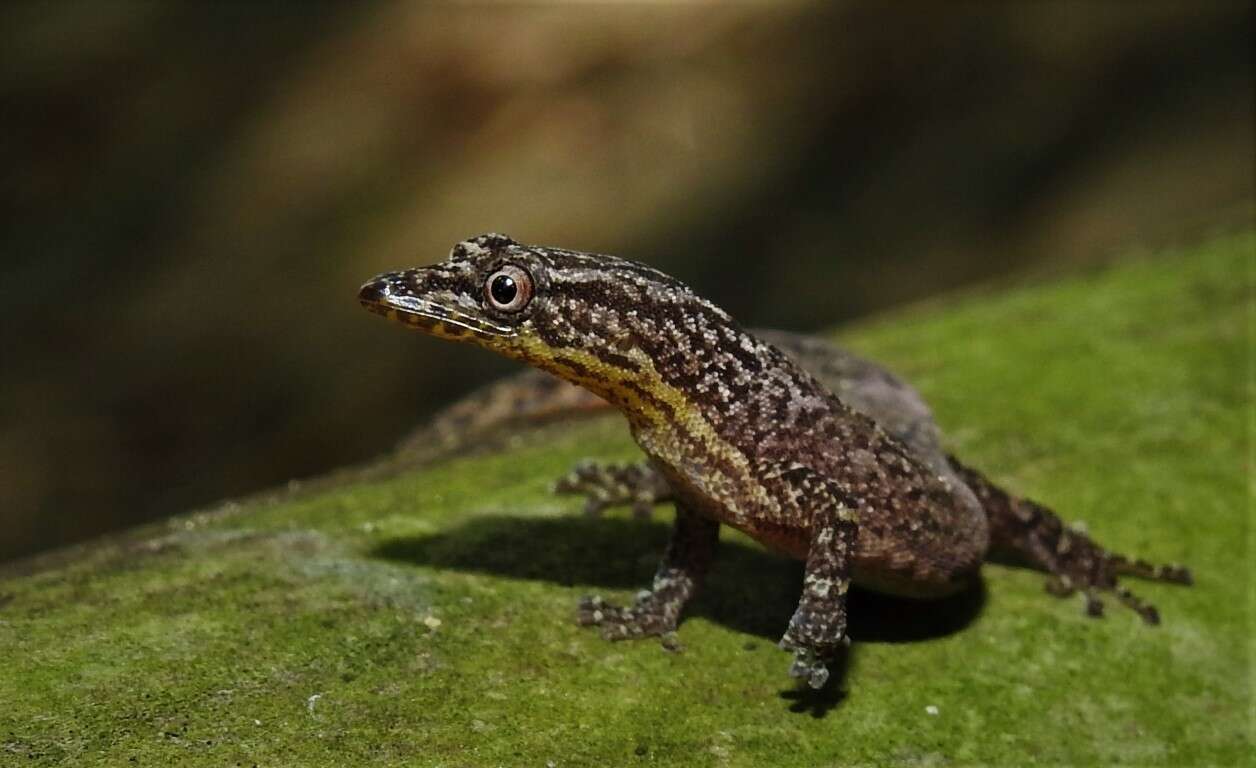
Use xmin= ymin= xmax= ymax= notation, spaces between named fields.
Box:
xmin=1 ymin=2 xmax=1252 ymax=562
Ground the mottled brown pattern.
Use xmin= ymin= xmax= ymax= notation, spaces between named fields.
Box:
xmin=360 ymin=234 xmax=1192 ymax=689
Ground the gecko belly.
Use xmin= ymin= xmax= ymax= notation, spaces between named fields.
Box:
xmin=662 ymin=462 xmax=983 ymax=599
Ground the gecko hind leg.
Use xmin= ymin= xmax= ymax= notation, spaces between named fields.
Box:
xmin=948 ymin=456 xmax=1191 ymax=625
xmin=554 ymin=460 xmax=673 ymax=518
xmin=577 ymin=506 xmax=718 ymax=642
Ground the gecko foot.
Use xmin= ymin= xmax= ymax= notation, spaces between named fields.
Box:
xmin=778 ymin=624 xmax=848 ymax=690
xmin=1044 ymin=571 xmax=1170 ymax=625
xmin=577 ymin=594 xmax=681 ymax=640
xmin=1039 ymin=536 xmax=1193 ymax=625
xmin=553 ymin=460 xmax=671 ymax=518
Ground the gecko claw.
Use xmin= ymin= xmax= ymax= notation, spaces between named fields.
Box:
xmin=1083 ymin=589 xmax=1105 ymax=618
xmin=660 ymin=632 xmax=684 ymax=652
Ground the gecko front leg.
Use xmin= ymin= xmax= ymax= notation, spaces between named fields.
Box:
xmin=554 ymin=460 xmax=673 ymax=518
xmin=769 ymin=466 xmax=859 ymax=690
xmin=578 ymin=505 xmax=718 ymax=641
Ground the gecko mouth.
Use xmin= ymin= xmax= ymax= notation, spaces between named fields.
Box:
xmin=358 ymin=272 xmax=515 ymax=339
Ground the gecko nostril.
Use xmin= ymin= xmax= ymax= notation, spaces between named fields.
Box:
xmin=358 ymin=279 xmax=390 ymax=303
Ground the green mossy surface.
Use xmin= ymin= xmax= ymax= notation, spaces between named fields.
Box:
xmin=1 ymin=232 xmax=1251 ymax=766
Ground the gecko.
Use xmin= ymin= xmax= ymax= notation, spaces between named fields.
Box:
xmin=358 ymin=233 xmax=1191 ymax=689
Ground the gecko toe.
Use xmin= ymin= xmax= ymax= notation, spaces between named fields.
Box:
xmin=1171 ymin=566 xmax=1193 ymax=586
xmin=1083 ymin=589 xmax=1105 ymax=618
xmin=1044 ymin=574 xmax=1076 ymax=598
xmin=576 ymin=594 xmax=678 ymax=639
xmin=553 ymin=460 xmax=671 ymax=518
xmin=582 ymin=498 xmax=611 ymax=517
xmin=1043 ymin=572 xmax=1163 ymax=625
xmin=785 ymin=648 xmax=831 ymax=690
xmin=1110 ymin=555 xmax=1194 ymax=586
xmin=787 ymin=650 xmax=811 ymax=677
xmin=576 ymin=595 xmax=612 ymax=626
xmin=1115 ymin=586 xmax=1160 ymax=625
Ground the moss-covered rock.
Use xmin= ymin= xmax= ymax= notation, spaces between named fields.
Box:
xmin=1 ymin=232 xmax=1250 ymax=766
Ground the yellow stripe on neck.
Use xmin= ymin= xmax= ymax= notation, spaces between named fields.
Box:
xmin=511 ymin=337 xmax=779 ymax=521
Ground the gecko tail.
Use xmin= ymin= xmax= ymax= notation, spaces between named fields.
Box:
xmin=945 ymin=454 xmax=1191 ymax=623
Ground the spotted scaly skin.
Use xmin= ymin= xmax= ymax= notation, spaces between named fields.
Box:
xmin=359 ymin=233 xmax=1191 ymax=689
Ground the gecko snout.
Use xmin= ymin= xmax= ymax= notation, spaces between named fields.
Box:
xmin=357 ymin=267 xmax=515 ymax=341
xmin=358 ymin=273 xmax=396 ymax=306
xmin=358 ymin=271 xmax=415 ymax=319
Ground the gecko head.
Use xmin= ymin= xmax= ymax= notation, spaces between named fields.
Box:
xmin=360 ymin=232 xmax=733 ymax=393
xmin=358 ymin=233 xmax=546 ymax=350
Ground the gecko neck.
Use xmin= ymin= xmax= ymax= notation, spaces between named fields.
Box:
xmin=511 ymin=333 xmax=699 ymax=434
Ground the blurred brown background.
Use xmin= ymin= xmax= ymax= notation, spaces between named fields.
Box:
xmin=1 ymin=2 xmax=1252 ymax=562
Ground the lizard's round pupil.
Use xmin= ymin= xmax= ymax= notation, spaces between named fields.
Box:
xmin=490 ymin=274 xmax=517 ymax=305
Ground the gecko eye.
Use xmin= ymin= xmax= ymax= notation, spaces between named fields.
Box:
xmin=484 ymin=265 xmax=533 ymax=313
